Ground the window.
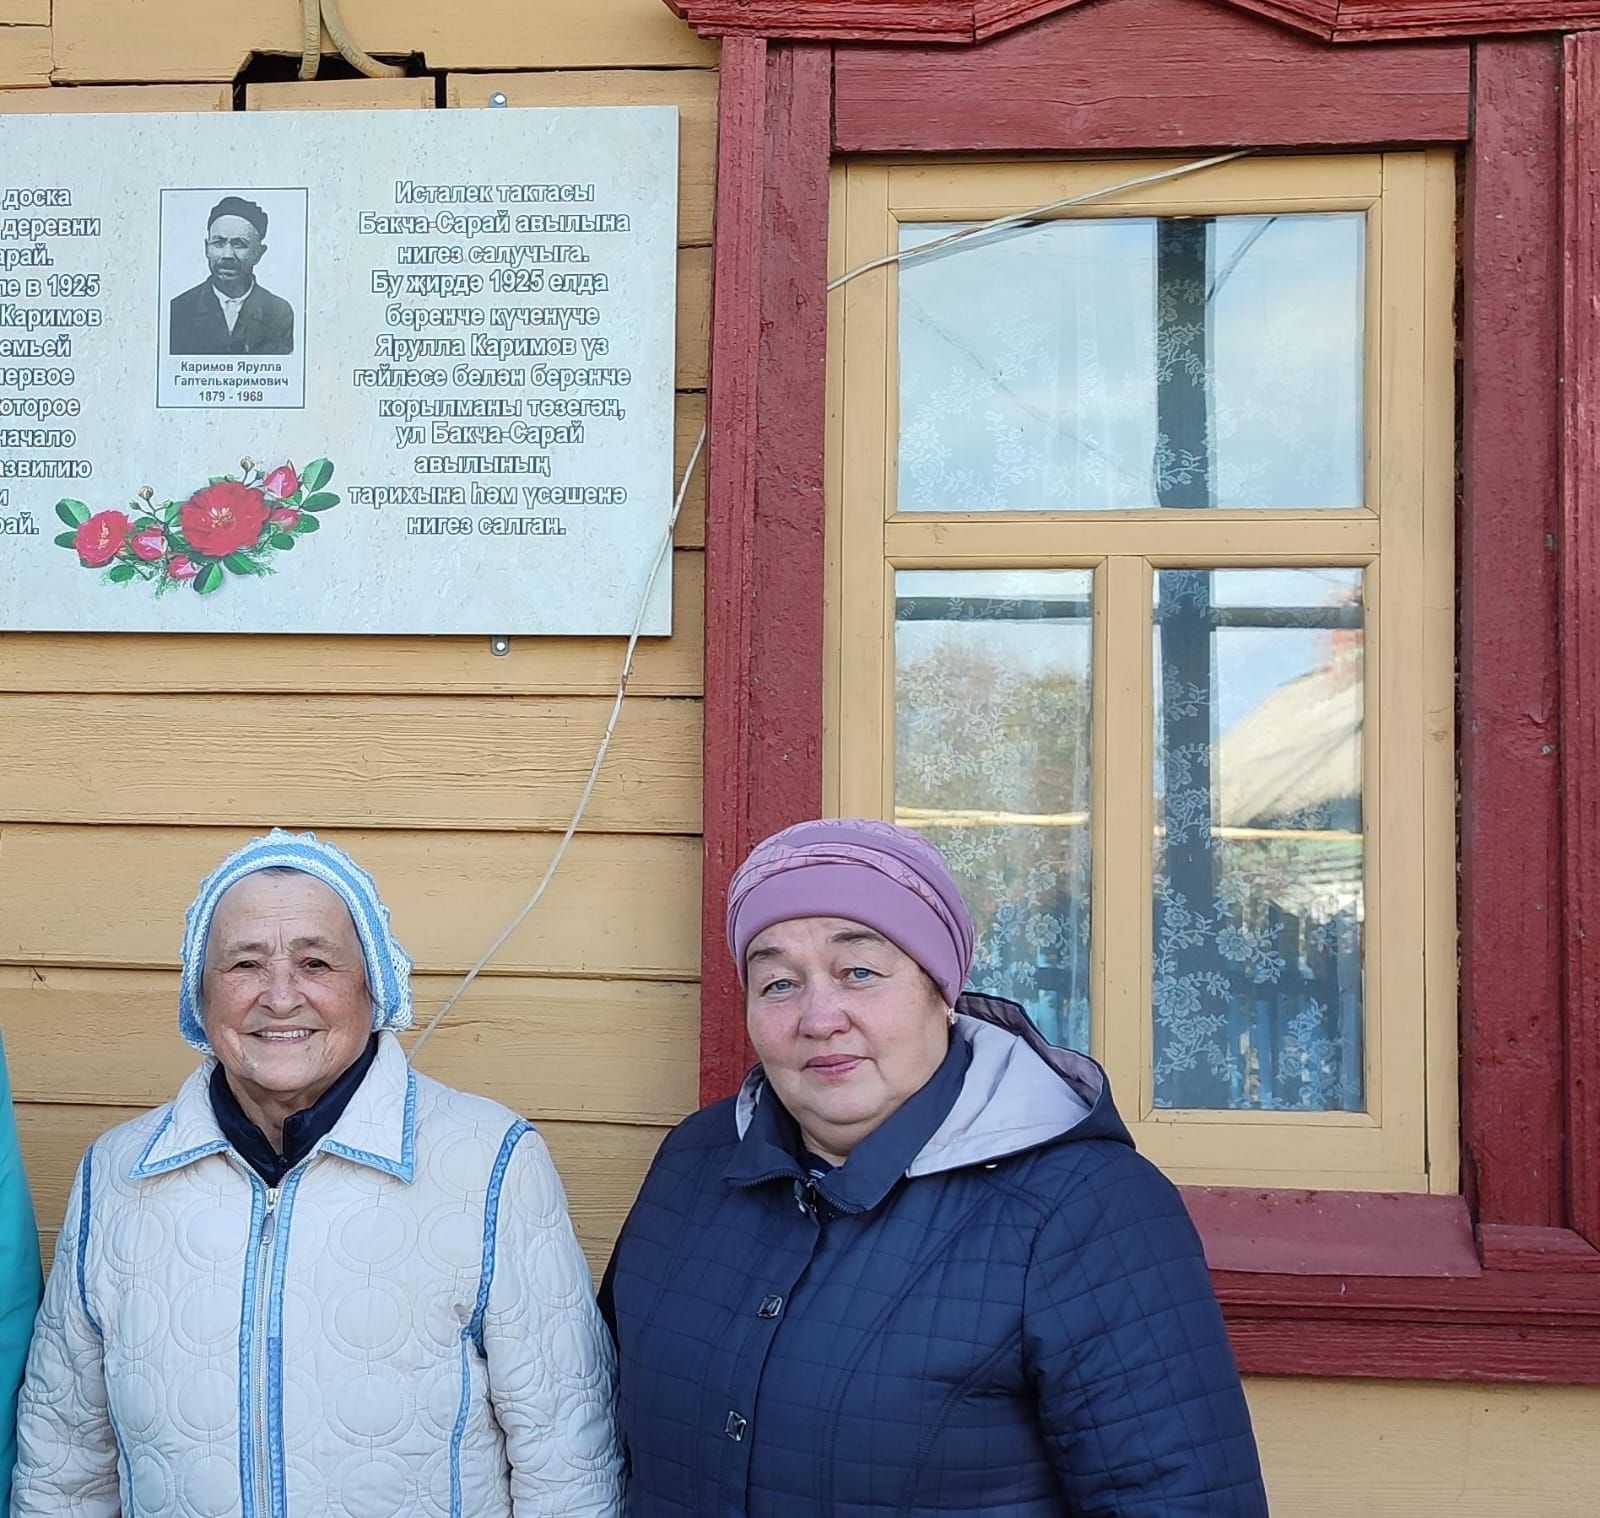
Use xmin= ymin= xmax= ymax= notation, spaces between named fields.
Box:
xmin=825 ymin=153 xmax=1457 ymax=1191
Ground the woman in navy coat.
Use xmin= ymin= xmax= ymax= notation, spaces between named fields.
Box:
xmin=602 ymin=818 xmax=1268 ymax=1517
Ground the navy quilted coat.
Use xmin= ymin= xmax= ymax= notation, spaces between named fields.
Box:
xmin=602 ymin=995 xmax=1267 ymax=1517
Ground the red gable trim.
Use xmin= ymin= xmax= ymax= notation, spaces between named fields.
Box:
xmin=666 ymin=0 xmax=1600 ymax=42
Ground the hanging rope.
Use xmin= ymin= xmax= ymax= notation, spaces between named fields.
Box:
xmin=299 ymin=0 xmax=406 ymax=81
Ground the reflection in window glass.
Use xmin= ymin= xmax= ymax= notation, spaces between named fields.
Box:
xmin=897 ymin=213 xmax=1364 ymax=513
xmin=895 ymin=570 xmax=1093 ymax=1050
xmin=1152 ymin=568 xmax=1365 ymax=1111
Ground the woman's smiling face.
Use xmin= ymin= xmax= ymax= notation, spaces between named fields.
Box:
xmin=201 ymin=870 xmax=372 ymax=1135
xmin=745 ymin=916 xmax=951 ymax=1165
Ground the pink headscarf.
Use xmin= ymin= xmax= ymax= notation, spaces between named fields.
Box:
xmin=725 ymin=819 xmax=976 ymax=1005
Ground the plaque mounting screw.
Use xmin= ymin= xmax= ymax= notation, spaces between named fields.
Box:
xmin=490 ymin=636 xmax=511 ymax=657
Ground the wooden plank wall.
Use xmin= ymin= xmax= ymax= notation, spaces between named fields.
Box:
xmin=0 ymin=1 xmax=716 ymax=1274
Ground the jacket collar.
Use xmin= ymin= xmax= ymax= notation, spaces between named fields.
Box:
xmin=724 ymin=1035 xmax=971 ymax=1215
xmin=131 ymin=1032 xmax=417 ymax=1184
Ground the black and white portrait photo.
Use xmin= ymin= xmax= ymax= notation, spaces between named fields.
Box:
xmin=168 ymin=194 xmax=295 ymax=354
xmin=157 ymin=186 xmax=307 ymax=408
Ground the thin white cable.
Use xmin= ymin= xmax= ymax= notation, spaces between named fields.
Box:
xmin=826 ymin=150 xmax=1252 ymax=292
xmin=408 ymin=424 xmax=707 ymax=1060
xmin=410 ymin=144 xmax=1251 ymax=1061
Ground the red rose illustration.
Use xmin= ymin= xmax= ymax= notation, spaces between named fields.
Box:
xmin=263 ymin=463 xmax=299 ymax=500
xmin=268 ymin=506 xmax=300 ymax=529
xmin=180 ymin=481 xmax=269 ymax=557
xmin=165 ymin=555 xmax=201 ymax=581
xmin=74 ymin=510 xmax=131 ymax=568
xmin=129 ymin=527 xmax=167 ymax=561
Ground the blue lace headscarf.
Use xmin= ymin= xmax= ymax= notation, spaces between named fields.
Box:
xmin=178 ymin=829 xmax=415 ymax=1054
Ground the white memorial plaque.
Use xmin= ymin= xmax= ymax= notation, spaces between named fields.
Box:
xmin=0 ymin=107 xmax=678 ymax=635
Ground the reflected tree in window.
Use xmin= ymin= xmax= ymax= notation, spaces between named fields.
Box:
xmin=896 ymin=574 xmax=1093 ymax=1050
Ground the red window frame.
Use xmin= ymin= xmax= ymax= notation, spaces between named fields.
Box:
xmin=676 ymin=0 xmax=1600 ymax=1382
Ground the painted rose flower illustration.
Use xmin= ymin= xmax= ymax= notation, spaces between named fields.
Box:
xmin=74 ymin=510 xmax=131 ymax=567
xmin=54 ymin=457 xmax=339 ymax=597
xmin=263 ymin=463 xmax=299 ymax=499
xmin=181 ymin=481 xmax=270 ymax=557
xmin=129 ymin=527 xmax=168 ymax=562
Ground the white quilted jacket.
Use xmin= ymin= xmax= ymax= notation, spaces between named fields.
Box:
xmin=12 ymin=1034 xmax=624 ymax=1517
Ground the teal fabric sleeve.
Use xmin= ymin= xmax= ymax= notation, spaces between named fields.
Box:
xmin=0 ymin=1032 xmax=42 ymax=1511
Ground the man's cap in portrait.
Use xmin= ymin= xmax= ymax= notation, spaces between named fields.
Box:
xmin=207 ymin=195 xmax=268 ymax=237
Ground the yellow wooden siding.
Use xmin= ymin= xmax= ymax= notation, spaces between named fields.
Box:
xmin=0 ymin=81 xmax=233 ymax=110
xmin=0 ymin=24 xmax=50 ymax=85
xmin=1245 ymin=1378 xmax=1600 ymax=1516
xmin=0 ymin=0 xmax=48 ymax=26
xmin=245 ymin=76 xmax=436 ymax=110
xmin=0 ymin=53 xmax=714 ymax=1283
xmin=48 ymin=0 xmax=714 ymax=84
xmin=0 ymin=695 xmax=703 ymax=831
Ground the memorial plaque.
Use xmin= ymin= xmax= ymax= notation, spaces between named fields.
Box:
xmin=0 ymin=107 xmax=678 ymax=634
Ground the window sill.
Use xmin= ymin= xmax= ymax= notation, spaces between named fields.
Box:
xmin=1184 ymin=1187 xmax=1600 ymax=1383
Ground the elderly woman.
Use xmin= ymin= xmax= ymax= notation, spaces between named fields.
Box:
xmin=603 ymin=819 xmax=1266 ymax=1516
xmin=14 ymin=830 xmax=622 ymax=1516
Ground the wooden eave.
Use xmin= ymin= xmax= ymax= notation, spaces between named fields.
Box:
xmin=665 ymin=0 xmax=1600 ymax=43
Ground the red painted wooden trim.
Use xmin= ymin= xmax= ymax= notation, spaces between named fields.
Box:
xmin=1339 ymin=1 xmax=1600 ymax=42
xmin=1477 ymin=1224 xmax=1600 ymax=1273
xmin=664 ymin=0 xmax=1600 ymax=43
xmin=667 ymin=0 xmax=976 ymax=43
xmin=1218 ymin=1271 xmax=1600 ymax=1382
xmin=746 ymin=46 xmax=832 ymax=851
xmin=1183 ymin=1188 xmax=1479 ymax=1277
xmin=699 ymin=41 xmax=835 ymax=1106
xmin=833 ymin=0 xmax=1469 ymax=154
xmin=1561 ymin=30 xmax=1600 ymax=1254
xmin=1460 ymin=37 xmax=1568 ymax=1230
xmin=1225 ymin=0 xmax=1340 ymax=38
xmin=701 ymin=35 xmax=768 ymax=1105
xmin=971 ymin=0 xmax=1093 ymax=40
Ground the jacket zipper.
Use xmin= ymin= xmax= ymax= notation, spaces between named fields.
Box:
xmin=252 ymin=1184 xmax=279 ymax=1518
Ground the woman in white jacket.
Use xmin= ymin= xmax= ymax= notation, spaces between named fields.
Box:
xmin=12 ymin=829 xmax=622 ymax=1517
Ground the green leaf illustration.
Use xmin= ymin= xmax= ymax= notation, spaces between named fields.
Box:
xmin=195 ymin=563 xmax=224 ymax=595
xmin=300 ymin=492 xmax=339 ymax=513
xmin=301 ymin=458 xmax=334 ymax=494
xmin=269 ymin=532 xmax=296 ymax=550
xmin=55 ymin=499 xmax=89 ymax=527
xmin=223 ymin=553 xmax=269 ymax=575
xmin=106 ymin=563 xmax=137 ymax=583
xmin=53 ymin=531 xmax=78 ymax=549
xmin=292 ymin=514 xmax=320 ymax=534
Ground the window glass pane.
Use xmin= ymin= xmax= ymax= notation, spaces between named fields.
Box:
xmin=895 ymin=569 xmax=1093 ymax=1049
xmin=897 ymin=213 xmax=1364 ymax=513
xmin=1152 ymin=568 xmax=1365 ymax=1111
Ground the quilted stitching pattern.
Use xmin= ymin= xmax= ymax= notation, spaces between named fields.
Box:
xmin=13 ymin=1036 xmax=623 ymax=1517
xmin=606 ymin=1076 xmax=1267 ymax=1516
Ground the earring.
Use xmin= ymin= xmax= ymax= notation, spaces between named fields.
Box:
xmin=946 ymin=1006 xmax=957 ymax=1027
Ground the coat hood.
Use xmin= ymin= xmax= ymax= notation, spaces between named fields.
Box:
xmin=732 ymin=991 xmax=1130 ymax=1188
